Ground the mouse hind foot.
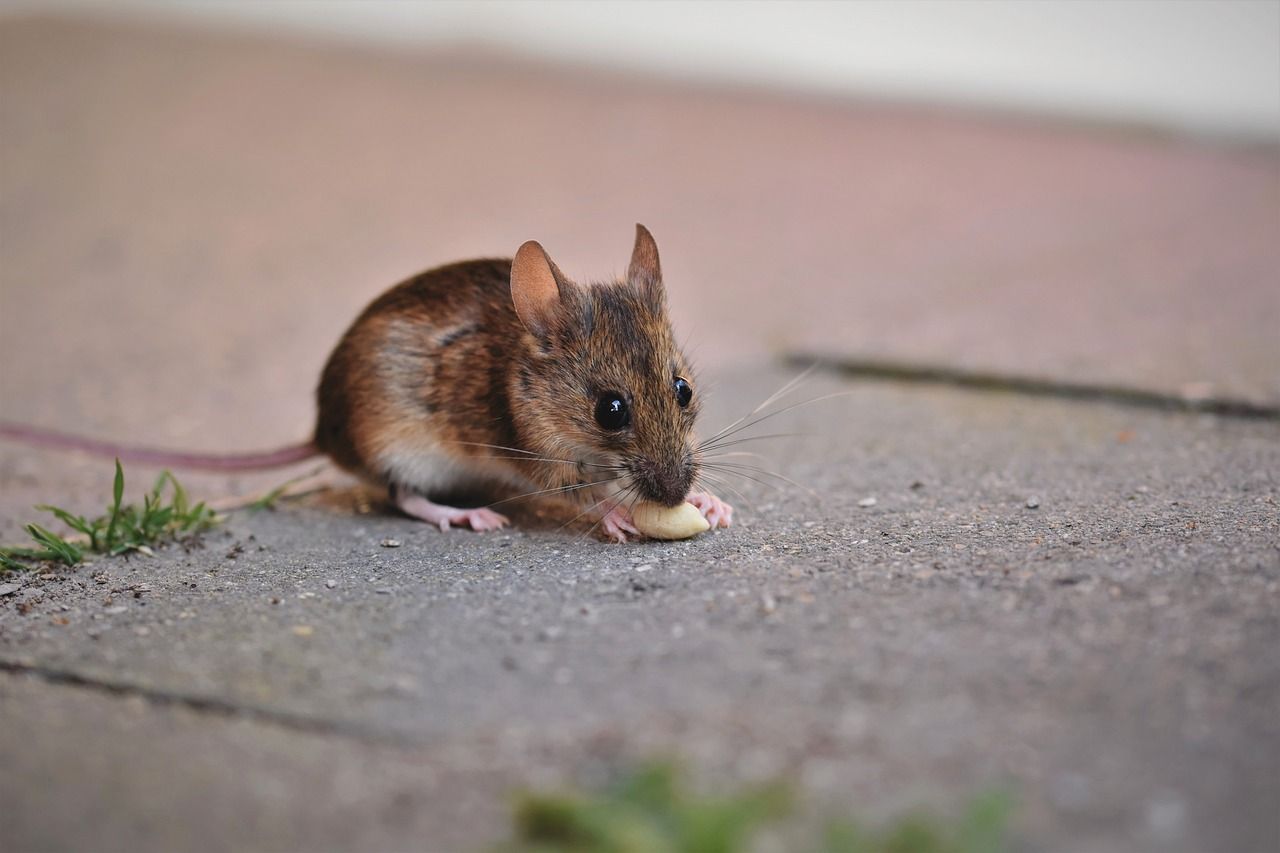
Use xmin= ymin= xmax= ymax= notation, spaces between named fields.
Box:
xmin=394 ymin=489 xmax=509 ymax=532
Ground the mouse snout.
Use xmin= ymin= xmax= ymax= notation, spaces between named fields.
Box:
xmin=631 ymin=455 xmax=695 ymax=507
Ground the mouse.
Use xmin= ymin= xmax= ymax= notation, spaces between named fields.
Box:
xmin=0 ymin=225 xmax=733 ymax=542
xmin=315 ymin=224 xmax=731 ymax=541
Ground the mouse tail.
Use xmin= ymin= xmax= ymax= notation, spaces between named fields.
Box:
xmin=0 ymin=421 xmax=321 ymax=472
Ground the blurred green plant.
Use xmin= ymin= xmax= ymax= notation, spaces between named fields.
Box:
xmin=0 ymin=459 xmax=217 ymax=572
xmin=501 ymin=762 xmax=1011 ymax=853
xmin=502 ymin=762 xmax=790 ymax=853
xmin=819 ymin=790 xmax=1013 ymax=853
xmin=244 ymin=466 xmax=323 ymax=512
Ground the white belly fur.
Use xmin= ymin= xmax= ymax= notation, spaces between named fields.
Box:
xmin=377 ymin=445 xmax=530 ymax=498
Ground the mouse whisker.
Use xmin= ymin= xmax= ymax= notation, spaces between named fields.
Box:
xmin=700 ymin=364 xmax=818 ymax=446
xmin=699 ymin=461 xmax=816 ymax=497
xmin=465 ymin=453 xmax=624 ymax=472
xmin=698 ymin=451 xmax=771 ymax=462
xmin=448 ymin=441 xmax=621 ymax=470
xmin=698 ymin=390 xmax=857 ymax=453
xmin=565 ymin=481 xmax=638 ymax=542
xmin=695 ymin=470 xmax=752 ymax=511
xmin=697 ymin=464 xmax=785 ymax=493
xmin=486 ymin=475 xmax=622 ymax=509
xmin=621 ymin=483 xmax=646 ymax=530
xmin=699 ymin=458 xmax=801 ymax=484
xmin=696 ymin=432 xmax=807 ymax=453
xmin=579 ymin=479 xmax=645 ymax=544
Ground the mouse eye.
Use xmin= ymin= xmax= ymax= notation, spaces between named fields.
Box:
xmin=674 ymin=377 xmax=693 ymax=408
xmin=594 ymin=392 xmax=631 ymax=430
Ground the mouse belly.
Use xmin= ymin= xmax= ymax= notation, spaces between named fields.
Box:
xmin=376 ymin=444 xmax=530 ymax=533
xmin=376 ymin=445 xmax=527 ymax=500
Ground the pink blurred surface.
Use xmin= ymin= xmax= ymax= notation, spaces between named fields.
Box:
xmin=1 ymin=16 xmax=1276 ymax=477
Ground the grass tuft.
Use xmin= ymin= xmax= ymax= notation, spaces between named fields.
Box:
xmin=503 ymin=762 xmax=790 ymax=853
xmin=500 ymin=763 xmax=1011 ymax=853
xmin=0 ymin=459 xmax=218 ymax=572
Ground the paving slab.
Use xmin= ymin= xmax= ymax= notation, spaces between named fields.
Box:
xmin=3 ymin=367 xmax=1278 ymax=852
xmin=1 ymin=672 xmax=505 ymax=853
xmin=0 ymin=17 xmax=1277 ymax=500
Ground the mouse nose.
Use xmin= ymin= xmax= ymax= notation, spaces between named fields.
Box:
xmin=632 ymin=457 xmax=694 ymax=507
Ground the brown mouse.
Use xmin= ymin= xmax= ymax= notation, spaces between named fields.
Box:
xmin=314 ymin=224 xmax=731 ymax=541
xmin=1 ymin=225 xmax=732 ymax=542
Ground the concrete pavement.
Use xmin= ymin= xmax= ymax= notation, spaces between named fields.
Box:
xmin=4 ymin=370 xmax=1278 ymax=852
xmin=2 ymin=16 xmax=1278 ymax=853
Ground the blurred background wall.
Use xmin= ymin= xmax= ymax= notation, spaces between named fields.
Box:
xmin=2 ymin=0 xmax=1278 ymax=457
xmin=5 ymin=0 xmax=1278 ymax=140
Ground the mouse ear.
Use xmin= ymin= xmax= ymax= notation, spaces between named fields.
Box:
xmin=511 ymin=240 xmax=566 ymax=336
xmin=628 ymin=223 xmax=664 ymax=305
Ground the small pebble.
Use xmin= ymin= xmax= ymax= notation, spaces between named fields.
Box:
xmin=1026 ymin=496 xmax=1041 ymax=509
xmin=858 ymin=497 xmax=877 ymax=508
xmin=375 ymin=587 xmax=394 ymax=595
xmin=633 ymin=564 xmax=653 ymax=573
xmin=292 ymin=625 xmax=313 ymax=637
xmin=103 ymin=605 xmax=128 ymax=615
xmin=380 ymin=539 xmax=402 ymax=548
xmin=325 ymin=580 xmax=337 ymax=589
xmin=0 ymin=583 xmax=20 ymax=597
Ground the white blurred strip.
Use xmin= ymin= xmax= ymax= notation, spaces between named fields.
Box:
xmin=6 ymin=0 xmax=1279 ymax=139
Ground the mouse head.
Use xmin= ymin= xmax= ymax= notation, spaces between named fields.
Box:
xmin=510 ymin=224 xmax=700 ymax=507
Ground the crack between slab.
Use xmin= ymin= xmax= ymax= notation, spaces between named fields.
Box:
xmin=784 ymin=352 xmax=1280 ymax=421
xmin=0 ymin=658 xmax=416 ymax=746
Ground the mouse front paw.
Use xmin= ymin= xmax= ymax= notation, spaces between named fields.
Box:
xmin=687 ymin=491 xmax=734 ymax=528
xmin=599 ymin=504 xmax=640 ymax=543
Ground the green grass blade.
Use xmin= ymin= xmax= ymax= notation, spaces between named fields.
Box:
xmin=248 ymin=482 xmax=292 ymax=512
xmin=0 ymin=551 xmax=29 ymax=571
xmin=24 ymin=524 xmax=83 ymax=565
xmin=35 ymin=504 xmax=97 ymax=539
xmin=169 ymin=472 xmax=189 ymax=516
xmin=1 ymin=545 xmax=57 ymax=560
xmin=105 ymin=458 xmax=125 ymax=550
xmin=179 ymin=501 xmax=216 ymax=532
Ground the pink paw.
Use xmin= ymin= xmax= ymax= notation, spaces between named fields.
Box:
xmin=395 ymin=492 xmax=509 ymax=532
xmin=443 ymin=507 xmax=510 ymax=533
xmin=688 ymin=491 xmax=733 ymax=528
xmin=599 ymin=505 xmax=640 ymax=543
